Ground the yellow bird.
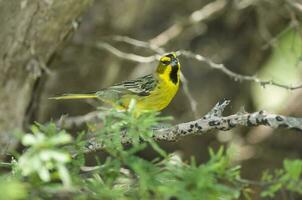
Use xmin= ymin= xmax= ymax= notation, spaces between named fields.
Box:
xmin=51 ymin=53 xmax=181 ymax=112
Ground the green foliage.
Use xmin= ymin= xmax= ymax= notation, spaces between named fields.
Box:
xmin=1 ymin=107 xmax=301 ymax=199
xmin=0 ymin=177 xmax=27 ymax=200
xmin=261 ymin=159 xmax=302 ymax=198
xmin=150 ymin=147 xmax=242 ymax=200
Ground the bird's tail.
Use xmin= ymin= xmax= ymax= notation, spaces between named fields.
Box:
xmin=49 ymin=93 xmax=98 ymax=100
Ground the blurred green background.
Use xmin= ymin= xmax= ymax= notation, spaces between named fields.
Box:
xmin=32 ymin=1 xmax=302 ymax=199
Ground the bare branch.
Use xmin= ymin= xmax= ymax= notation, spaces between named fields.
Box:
xmin=81 ymin=100 xmax=302 ymax=154
xmin=112 ymin=35 xmax=165 ymax=54
xmin=261 ymin=22 xmax=295 ymax=50
xmin=179 ymin=50 xmax=302 ymax=90
xmin=180 ymin=72 xmax=198 ymax=118
xmin=96 ymin=42 xmax=159 ymax=63
xmin=150 ymin=0 xmax=227 ymax=46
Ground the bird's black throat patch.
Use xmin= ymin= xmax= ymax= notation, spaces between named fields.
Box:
xmin=169 ymin=65 xmax=179 ymax=85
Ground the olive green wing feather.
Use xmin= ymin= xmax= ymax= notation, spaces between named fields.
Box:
xmin=96 ymin=74 xmax=157 ymax=102
xmin=117 ymin=74 xmax=157 ymax=96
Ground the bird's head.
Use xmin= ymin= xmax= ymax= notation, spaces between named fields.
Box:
xmin=156 ymin=52 xmax=180 ymax=85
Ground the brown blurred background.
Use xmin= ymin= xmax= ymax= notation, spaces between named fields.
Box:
xmin=2 ymin=0 xmax=302 ymax=199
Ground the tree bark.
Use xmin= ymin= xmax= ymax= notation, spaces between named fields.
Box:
xmin=0 ymin=0 xmax=92 ymax=158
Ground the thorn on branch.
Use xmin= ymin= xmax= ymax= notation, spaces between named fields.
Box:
xmin=204 ymin=99 xmax=230 ymax=119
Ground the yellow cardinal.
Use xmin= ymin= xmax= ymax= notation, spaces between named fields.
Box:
xmin=51 ymin=53 xmax=181 ymax=112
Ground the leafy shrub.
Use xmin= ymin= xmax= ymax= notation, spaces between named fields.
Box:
xmin=1 ymin=107 xmax=302 ymax=200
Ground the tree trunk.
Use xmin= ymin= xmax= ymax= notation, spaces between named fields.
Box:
xmin=0 ymin=0 xmax=92 ymax=158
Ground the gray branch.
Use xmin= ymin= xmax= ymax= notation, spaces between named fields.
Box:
xmin=80 ymin=100 xmax=302 ymax=155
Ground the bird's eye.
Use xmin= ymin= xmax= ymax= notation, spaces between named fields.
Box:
xmin=162 ymin=60 xmax=170 ymax=65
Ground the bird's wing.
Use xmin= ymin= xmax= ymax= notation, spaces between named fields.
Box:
xmin=95 ymin=74 xmax=157 ymax=104
xmin=111 ymin=74 xmax=157 ymax=96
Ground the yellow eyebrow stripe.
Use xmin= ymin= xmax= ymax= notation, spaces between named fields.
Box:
xmin=160 ymin=57 xmax=171 ymax=62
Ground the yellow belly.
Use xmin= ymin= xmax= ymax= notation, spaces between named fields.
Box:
xmin=121 ymin=79 xmax=179 ymax=111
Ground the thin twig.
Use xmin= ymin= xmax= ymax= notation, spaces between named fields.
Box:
xmin=180 ymin=72 xmax=198 ymax=118
xmin=235 ymin=177 xmax=276 ymax=187
xmin=179 ymin=50 xmax=302 ymax=90
xmin=112 ymin=35 xmax=165 ymax=54
xmin=97 ymin=42 xmax=159 ymax=63
xmin=261 ymin=22 xmax=295 ymax=50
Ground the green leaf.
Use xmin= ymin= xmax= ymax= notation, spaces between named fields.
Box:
xmin=284 ymin=159 xmax=302 ymax=180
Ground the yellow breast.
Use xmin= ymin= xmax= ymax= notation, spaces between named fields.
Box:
xmin=135 ymin=74 xmax=179 ymax=111
xmin=117 ymin=53 xmax=181 ymax=112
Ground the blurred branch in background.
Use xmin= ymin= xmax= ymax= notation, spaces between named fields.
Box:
xmin=97 ymin=42 xmax=159 ymax=63
xmin=97 ymin=37 xmax=302 ymax=91
xmin=150 ymin=0 xmax=227 ymax=46
xmin=78 ymin=99 xmax=302 ymax=154
xmin=113 ymin=35 xmax=165 ymax=54
xmin=287 ymin=0 xmax=302 ymax=12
